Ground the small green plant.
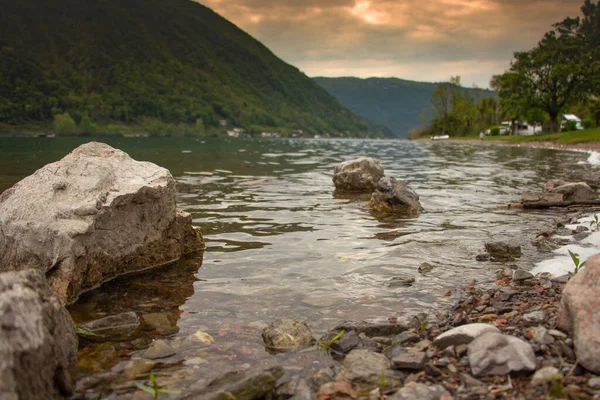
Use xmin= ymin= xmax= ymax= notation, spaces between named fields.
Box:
xmin=318 ymin=330 xmax=345 ymax=354
xmin=568 ymin=250 xmax=586 ymax=276
xmin=136 ymin=372 xmax=179 ymax=399
xmin=590 ymin=214 xmax=600 ymax=231
xmin=419 ymin=320 xmax=429 ymax=336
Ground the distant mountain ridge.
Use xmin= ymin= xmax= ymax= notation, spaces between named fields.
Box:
xmin=0 ymin=0 xmax=386 ymax=137
xmin=313 ymin=77 xmax=495 ymax=137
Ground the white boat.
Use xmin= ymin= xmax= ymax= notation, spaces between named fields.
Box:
xmin=431 ymin=135 xmax=450 ymax=140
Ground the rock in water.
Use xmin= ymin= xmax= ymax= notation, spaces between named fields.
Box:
xmin=544 ymin=180 xmax=597 ymax=202
xmin=0 ymin=269 xmax=78 ymax=399
xmin=0 ymin=142 xmax=205 ymax=304
xmin=467 ymin=332 xmax=536 ymax=376
xmin=333 ymin=157 xmax=384 ymax=193
xmin=558 ymin=253 xmax=600 ymax=374
xmin=368 ymin=177 xmax=423 ymax=215
xmin=484 ymin=241 xmax=522 ymax=260
xmin=262 ymin=319 xmax=314 ymax=353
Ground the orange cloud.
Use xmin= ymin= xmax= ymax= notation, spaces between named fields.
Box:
xmin=198 ymin=0 xmax=586 ymax=87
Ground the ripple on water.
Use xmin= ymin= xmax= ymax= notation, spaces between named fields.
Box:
xmin=47 ymin=138 xmax=589 ymax=396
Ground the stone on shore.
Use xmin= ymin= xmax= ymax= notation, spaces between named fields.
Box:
xmin=368 ymin=176 xmax=423 ymax=214
xmin=0 ymin=269 xmax=78 ymax=399
xmin=558 ymin=253 xmax=600 ymax=374
xmin=336 ymin=349 xmax=404 ymax=392
xmin=333 ymin=157 xmax=384 ymax=193
xmin=262 ymin=319 xmax=314 ymax=353
xmin=467 ymin=332 xmax=536 ymax=376
xmin=387 ymin=382 xmax=450 ymax=400
xmin=433 ymin=323 xmax=500 ymax=350
xmin=0 ymin=142 xmax=205 ymax=305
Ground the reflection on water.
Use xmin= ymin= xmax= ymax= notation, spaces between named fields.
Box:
xmin=0 ymin=137 xmax=593 ymax=397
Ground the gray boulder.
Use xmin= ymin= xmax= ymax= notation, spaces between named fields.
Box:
xmin=333 ymin=157 xmax=384 ymax=193
xmin=0 ymin=142 xmax=205 ymax=304
xmin=467 ymin=332 xmax=536 ymax=376
xmin=0 ymin=269 xmax=78 ymax=399
xmin=262 ymin=319 xmax=314 ymax=353
xmin=558 ymin=253 xmax=600 ymax=374
xmin=368 ymin=177 xmax=423 ymax=215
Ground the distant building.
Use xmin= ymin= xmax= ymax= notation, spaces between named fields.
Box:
xmin=562 ymin=114 xmax=584 ymax=130
xmin=219 ymin=119 xmax=228 ymax=126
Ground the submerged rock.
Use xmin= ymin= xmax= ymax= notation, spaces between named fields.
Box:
xmin=187 ymin=365 xmax=284 ymax=400
xmin=262 ymin=319 xmax=314 ymax=353
xmin=333 ymin=157 xmax=384 ymax=193
xmin=143 ymin=339 xmax=176 ymax=359
xmin=0 ymin=142 xmax=205 ymax=305
xmin=77 ymin=311 xmax=142 ymax=342
xmin=558 ymin=253 xmax=600 ymax=374
xmin=368 ymin=176 xmax=423 ymax=215
xmin=484 ymin=241 xmax=522 ymax=260
xmin=334 ymin=319 xmax=410 ymax=337
xmin=0 ymin=269 xmax=78 ymax=399
xmin=467 ymin=332 xmax=536 ymax=376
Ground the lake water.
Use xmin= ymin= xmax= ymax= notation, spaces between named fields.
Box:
xmin=0 ymin=137 xmax=593 ymax=398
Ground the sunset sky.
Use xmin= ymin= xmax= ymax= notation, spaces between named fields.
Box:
xmin=200 ymin=0 xmax=585 ymax=88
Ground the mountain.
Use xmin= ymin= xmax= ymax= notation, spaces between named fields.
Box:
xmin=0 ymin=0 xmax=387 ymax=137
xmin=313 ymin=77 xmax=495 ymax=137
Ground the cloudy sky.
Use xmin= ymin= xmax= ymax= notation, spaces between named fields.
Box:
xmin=200 ymin=0 xmax=585 ymax=88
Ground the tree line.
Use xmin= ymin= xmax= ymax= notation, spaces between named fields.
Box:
xmin=415 ymin=0 xmax=600 ymax=138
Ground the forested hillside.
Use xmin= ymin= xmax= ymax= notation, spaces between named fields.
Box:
xmin=314 ymin=77 xmax=495 ymax=137
xmin=0 ymin=0 xmax=386 ymax=137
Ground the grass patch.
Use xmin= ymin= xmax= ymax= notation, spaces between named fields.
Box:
xmin=453 ymin=127 xmax=600 ymax=145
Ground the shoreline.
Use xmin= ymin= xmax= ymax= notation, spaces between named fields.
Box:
xmin=431 ymin=138 xmax=600 ymax=153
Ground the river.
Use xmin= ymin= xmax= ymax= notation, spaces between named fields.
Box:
xmin=0 ymin=137 xmax=594 ymax=398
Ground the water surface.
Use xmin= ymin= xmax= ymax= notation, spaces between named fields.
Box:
xmin=0 ymin=137 xmax=590 ymax=398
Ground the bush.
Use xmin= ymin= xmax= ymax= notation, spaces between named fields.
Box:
xmin=79 ymin=114 xmax=97 ymax=134
xmin=53 ymin=113 xmax=77 ymax=134
xmin=583 ymin=119 xmax=593 ymax=129
xmin=490 ymin=126 xmax=500 ymax=136
xmin=562 ymin=120 xmax=579 ymax=132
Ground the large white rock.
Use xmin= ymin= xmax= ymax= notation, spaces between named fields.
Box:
xmin=0 ymin=142 xmax=204 ymax=304
xmin=0 ymin=269 xmax=78 ymax=399
xmin=558 ymin=253 xmax=600 ymax=374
